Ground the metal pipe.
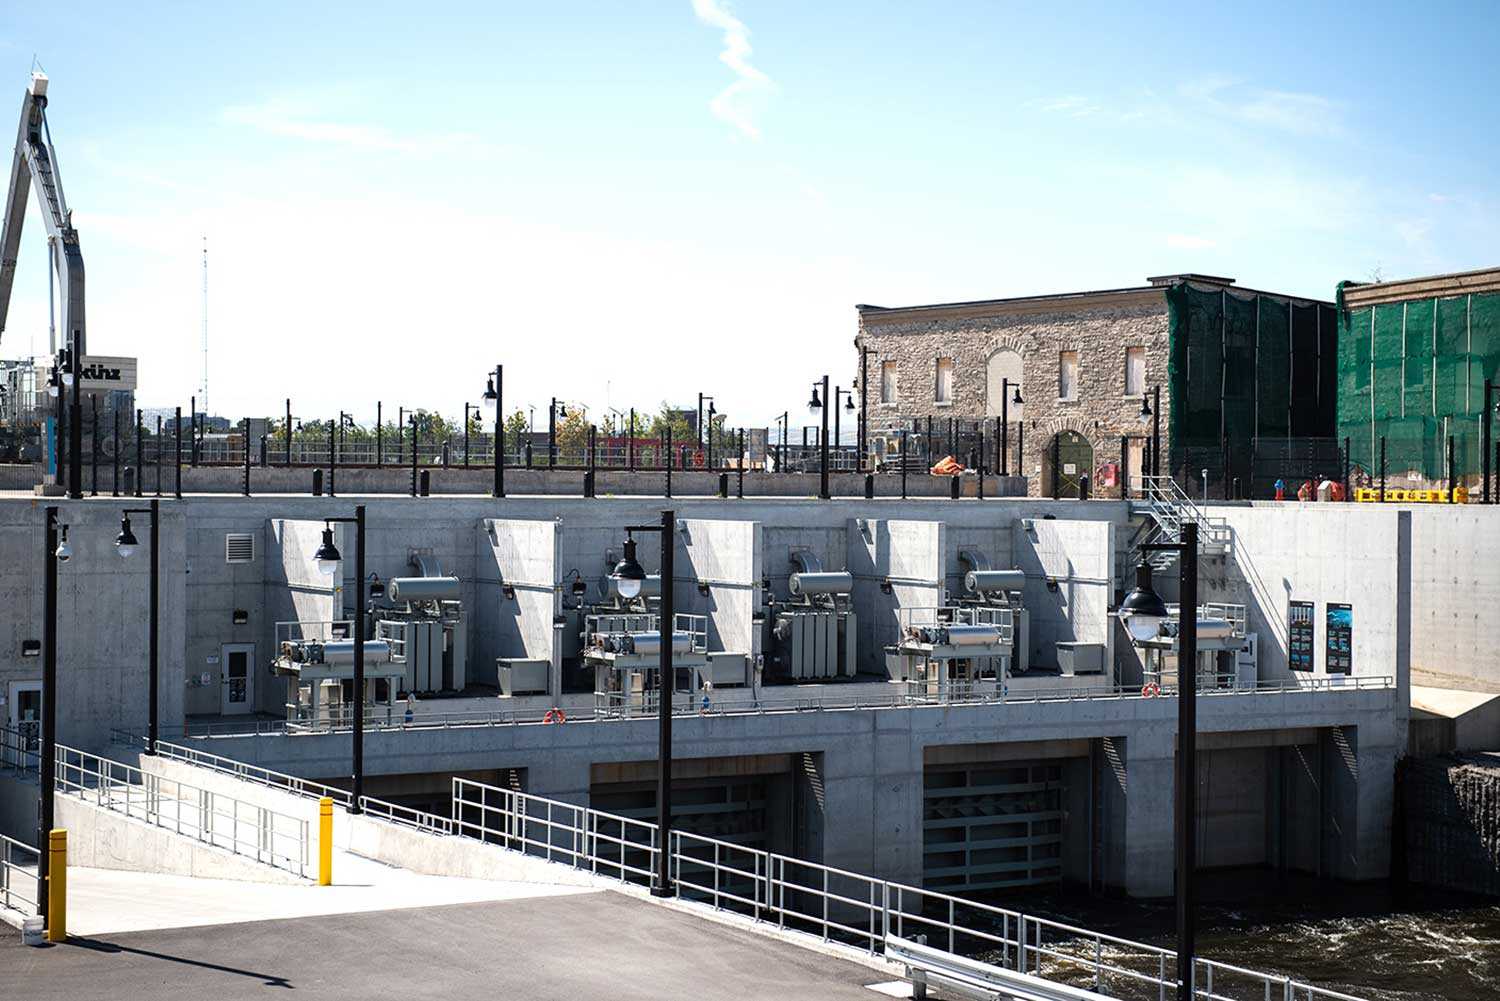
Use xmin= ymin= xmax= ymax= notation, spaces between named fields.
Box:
xmin=548 ymin=397 xmax=557 ymax=470
xmin=1176 ymin=522 xmax=1198 ymax=1000
xmin=1379 ymin=436 xmax=1386 ymax=502
xmin=173 ymin=407 xmax=182 ymax=499
xmin=68 ymin=337 xmax=82 ymax=499
xmin=494 ymin=365 xmax=505 ymax=498
xmin=819 ymin=375 xmax=830 ymax=499
xmin=737 ymin=429 xmax=745 ymax=498
xmin=328 ymin=419 xmax=337 ymax=497
xmin=410 ymin=415 xmax=418 ymax=497
xmin=859 ymin=347 xmax=868 ymax=469
xmin=189 ymin=395 xmax=197 ymax=467
xmin=243 ymin=418 xmax=251 ymax=496
xmin=39 ymin=506 xmax=58 ymax=924
xmin=285 ymin=399 xmax=292 ymax=466
xmin=665 ymin=426 xmax=673 ymax=498
xmin=655 ymin=507 xmax=675 ymax=896
xmin=1152 ymin=385 xmax=1161 ymax=477
xmin=354 ymin=505 xmax=366 ymax=812
xmin=901 ymin=429 xmax=908 ymax=499
xmin=135 ymin=409 xmax=143 ymax=498
xmin=376 ymin=401 xmax=383 ymax=467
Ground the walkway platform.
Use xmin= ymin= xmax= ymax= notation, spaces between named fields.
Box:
xmin=2 ymin=891 xmax=892 ymax=1000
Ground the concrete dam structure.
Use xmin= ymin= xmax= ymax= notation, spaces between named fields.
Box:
xmin=0 ymin=492 xmax=1416 ymax=901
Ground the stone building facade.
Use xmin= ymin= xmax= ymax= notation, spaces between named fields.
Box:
xmin=855 ymin=279 xmax=1182 ymax=498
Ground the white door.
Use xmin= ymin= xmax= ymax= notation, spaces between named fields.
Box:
xmin=220 ymin=643 xmax=255 ymax=715
xmin=5 ymin=681 xmax=42 ymax=768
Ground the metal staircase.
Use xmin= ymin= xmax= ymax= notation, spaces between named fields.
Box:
xmin=1125 ymin=475 xmax=1232 ymax=578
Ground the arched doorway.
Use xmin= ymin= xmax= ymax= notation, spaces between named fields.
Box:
xmin=985 ymin=350 xmax=1024 ymax=419
xmin=1045 ymin=431 xmax=1094 ymax=498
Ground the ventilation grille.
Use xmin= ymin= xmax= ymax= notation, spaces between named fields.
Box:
xmin=225 ymin=533 xmax=255 ymax=564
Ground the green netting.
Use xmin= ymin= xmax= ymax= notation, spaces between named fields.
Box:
xmin=1222 ymin=291 xmax=1255 ymax=444
xmin=1258 ymin=299 xmax=1291 ymax=435
xmin=1337 ymin=289 xmax=1500 ymax=481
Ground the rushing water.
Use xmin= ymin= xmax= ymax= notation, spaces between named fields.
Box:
xmin=996 ymin=870 xmax=1500 ymax=1001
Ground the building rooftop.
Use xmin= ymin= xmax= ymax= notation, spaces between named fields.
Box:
xmin=1340 ymin=265 xmax=1500 ymax=308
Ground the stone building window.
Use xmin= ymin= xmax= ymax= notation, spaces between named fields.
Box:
xmin=880 ymin=361 xmax=898 ymax=404
xmin=1125 ymin=346 xmax=1145 ymax=395
xmin=1059 ymin=351 xmax=1079 ymax=401
xmin=935 ymin=357 xmax=954 ymax=404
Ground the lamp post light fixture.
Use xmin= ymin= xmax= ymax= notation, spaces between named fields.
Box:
xmin=1117 ymin=525 xmax=1199 ymax=1001
xmin=610 ymin=509 xmax=676 ymax=896
xmin=482 ymin=366 xmax=504 ymax=496
xmin=1000 ymin=379 xmax=1024 ymax=478
xmin=808 ymin=376 xmax=830 ymax=499
xmin=313 ymin=507 xmax=368 ymax=812
xmin=116 ymin=501 xmax=161 ymax=754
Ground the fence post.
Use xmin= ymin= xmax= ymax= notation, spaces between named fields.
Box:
xmin=1379 ymin=436 xmax=1386 ymax=502
xmin=319 ymin=797 xmax=333 ymax=886
xmin=45 ymin=829 xmax=65 ymax=942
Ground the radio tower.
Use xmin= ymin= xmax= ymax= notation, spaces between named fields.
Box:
xmin=200 ymin=235 xmax=209 ymax=417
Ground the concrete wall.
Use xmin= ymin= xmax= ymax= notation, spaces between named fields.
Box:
xmin=1012 ymin=518 xmax=1114 ymax=673
xmin=847 ymin=519 xmax=944 ymax=673
xmin=477 ymin=518 xmax=560 ymax=686
xmin=677 ymin=519 xmax=761 ymax=658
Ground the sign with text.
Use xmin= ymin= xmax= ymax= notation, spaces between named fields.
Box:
xmin=1289 ymin=600 xmax=1315 ymax=672
xmin=1326 ymin=603 xmax=1353 ymax=674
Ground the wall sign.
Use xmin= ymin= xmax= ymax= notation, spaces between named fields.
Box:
xmin=1326 ymin=603 xmax=1353 ymax=675
xmin=1289 ymin=601 xmax=1315 ymax=672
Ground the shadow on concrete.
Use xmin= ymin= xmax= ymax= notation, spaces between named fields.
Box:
xmin=63 ymin=936 xmax=294 ymax=988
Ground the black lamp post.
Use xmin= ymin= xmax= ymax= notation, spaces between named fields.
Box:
xmin=116 ymin=501 xmax=160 ymax=754
xmin=611 ymin=509 xmax=675 ymax=896
xmin=1119 ymin=523 xmax=1199 ymax=1000
xmin=1001 ymin=378 xmax=1023 ymax=476
xmin=775 ymin=412 xmax=788 ymax=473
xmin=1138 ymin=393 xmax=1154 ymax=490
xmin=67 ymin=335 xmax=83 ymax=499
xmin=808 ymin=377 xmax=830 ymax=499
xmin=38 ymin=505 xmax=66 ymax=925
xmin=858 ymin=346 xmax=869 ymax=470
xmin=483 ymin=366 xmax=504 ymax=497
xmin=1152 ymin=385 xmax=1162 ymax=478
xmin=314 ymin=507 xmax=367 ymax=813
xmin=549 ymin=398 xmax=568 ymax=469
xmin=835 ymin=387 xmax=855 ymax=471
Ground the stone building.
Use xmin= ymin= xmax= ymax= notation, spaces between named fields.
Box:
xmin=855 ymin=274 xmax=1337 ymax=498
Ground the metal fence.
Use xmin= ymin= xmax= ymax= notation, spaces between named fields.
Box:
xmin=147 ymin=738 xmax=353 ymax=809
xmin=0 ymin=723 xmax=39 ymax=776
xmin=448 ymin=775 xmax=1370 ymax=1001
xmin=53 ymin=743 xmax=311 ymax=878
xmin=0 ymin=833 xmax=39 ymax=917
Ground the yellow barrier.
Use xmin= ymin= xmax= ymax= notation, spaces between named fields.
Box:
xmin=319 ymin=797 xmax=333 ymax=886
xmin=1355 ymin=486 xmax=1469 ymax=503
xmin=46 ymin=829 xmax=66 ymax=942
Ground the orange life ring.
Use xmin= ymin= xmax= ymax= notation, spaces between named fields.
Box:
xmin=1141 ymin=682 xmax=1161 ymax=698
xmin=542 ymin=708 xmax=567 ymax=724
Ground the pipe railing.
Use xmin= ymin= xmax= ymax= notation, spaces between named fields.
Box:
xmin=0 ymin=833 xmax=39 ymax=917
xmin=53 ymin=743 xmax=310 ymax=878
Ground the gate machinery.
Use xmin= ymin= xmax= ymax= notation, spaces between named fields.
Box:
xmin=272 ymin=620 xmax=403 ymax=728
xmin=953 ymin=548 xmax=1030 ymax=673
xmin=894 ymin=605 xmax=1014 ymax=702
xmin=762 ymin=551 xmax=857 ymax=682
xmin=1132 ymin=602 xmax=1254 ymax=692
xmin=585 ymin=611 xmax=708 ymax=718
xmin=373 ymin=554 xmax=468 ymax=694
xmin=547 ymin=566 xmax=664 ymax=695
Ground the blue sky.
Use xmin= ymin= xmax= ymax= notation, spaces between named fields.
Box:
xmin=1 ymin=2 xmax=1496 ymax=427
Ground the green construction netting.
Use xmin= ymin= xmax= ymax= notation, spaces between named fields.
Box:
xmin=1166 ymin=283 xmax=1337 ymax=477
xmin=1337 ymin=290 xmax=1500 ymax=480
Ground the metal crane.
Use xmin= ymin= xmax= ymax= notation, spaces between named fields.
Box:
xmin=0 ymin=71 xmax=85 ymax=355
xmin=0 ymin=71 xmax=84 ymax=496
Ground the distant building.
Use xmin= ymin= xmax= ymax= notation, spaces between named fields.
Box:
xmin=855 ymin=274 xmax=1337 ymax=497
xmin=1336 ymin=266 xmax=1500 ymax=487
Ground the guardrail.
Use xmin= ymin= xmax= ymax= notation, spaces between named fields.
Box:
xmin=886 ymin=933 xmax=1109 ymax=1001
xmin=132 ymin=674 xmax=1397 ymax=740
xmin=0 ymin=724 xmax=39 ymax=776
xmin=357 ymin=796 xmax=454 ymax=836
xmin=0 ymin=834 xmax=39 ymax=917
xmin=112 ymin=732 xmax=354 ymax=810
xmin=449 ymin=774 xmax=1370 ymax=1001
xmin=54 ymin=743 xmax=311 ymax=878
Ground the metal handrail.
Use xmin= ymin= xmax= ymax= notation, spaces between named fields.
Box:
xmin=54 ymin=743 xmax=310 ymax=878
xmin=128 ymin=734 xmax=354 ymax=809
xmin=0 ymin=833 xmax=39 ymax=916
xmin=357 ymin=796 xmax=454 ymax=835
xmin=446 ymin=775 xmax=1369 ymax=1001
xmin=0 ymin=723 xmax=40 ymax=776
xmin=115 ymin=674 xmax=1397 ymax=741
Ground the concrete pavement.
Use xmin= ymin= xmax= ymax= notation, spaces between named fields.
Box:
xmin=2 ymin=891 xmax=895 ymax=1000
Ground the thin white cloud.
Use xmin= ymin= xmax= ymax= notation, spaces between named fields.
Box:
xmin=1166 ymin=233 xmax=1217 ymax=250
xmin=222 ymin=98 xmax=482 ymax=155
xmin=690 ymin=0 xmax=774 ymax=139
xmin=1035 ymin=96 xmax=1101 ymax=118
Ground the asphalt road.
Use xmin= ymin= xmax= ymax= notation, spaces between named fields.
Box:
xmin=2 ymin=891 xmax=892 ymax=1000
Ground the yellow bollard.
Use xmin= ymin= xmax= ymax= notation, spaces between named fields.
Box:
xmin=318 ymin=797 xmax=333 ymax=886
xmin=46 ymin=829 xmax=66 ymax=942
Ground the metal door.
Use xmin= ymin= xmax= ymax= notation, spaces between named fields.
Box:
xmin=5 ymin=681 xmax=42 ymax=768
xmin=220 ymin=643 xmax=255 ymax=715
xmin=1048 ymin=431 xmax=1094 ymax=498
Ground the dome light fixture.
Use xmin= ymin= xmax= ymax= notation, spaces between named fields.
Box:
xmin=313 ymin=526 xmax=342 ymax=575
xmin=482 ymin=376 xmax=498 ymax=410
xmin=610 ymin=537 xmax=646 ymax=600
xmin=54 ymin=524 xmax=73 ymax=562
xmin=1118 ymin=562 xmax=1168 ymax=643
xmin=115 ymin=514 xmax=140 ymax=559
